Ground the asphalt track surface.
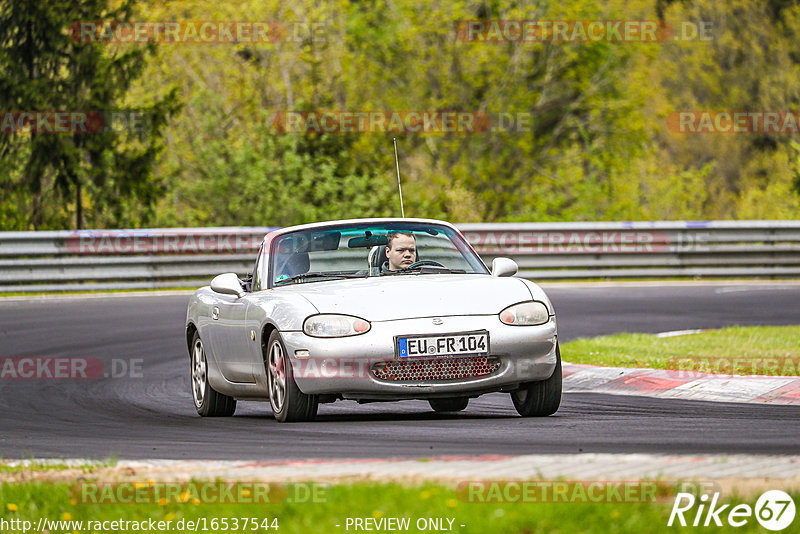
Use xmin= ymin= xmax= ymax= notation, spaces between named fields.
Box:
xmin=1 ymin=283 xmax=799 ymax=460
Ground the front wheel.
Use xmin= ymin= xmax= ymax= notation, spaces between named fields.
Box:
xmin=429 ymin=397 xmax=469 ymax=412
xmin=191 ymin=331 xmax=236 ymax=417
xmin=510 ymin=344 xmax=562 ymax=417
xmin=266 ymin=331 xmax=318 ymax=422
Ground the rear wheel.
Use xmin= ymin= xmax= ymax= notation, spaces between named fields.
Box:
xmin=191 ymin=331 xmax=236 ymax=416
xmin=511 ymin=344 xmax=562 ymax=417
xmin=266 ymin=331 xmax=318 ymax=422
xmin=428 ymin=397 xmax=469 ymax=412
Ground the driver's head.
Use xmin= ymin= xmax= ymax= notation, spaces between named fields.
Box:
xmin=385 ymin=232 xmax=416 ymax=270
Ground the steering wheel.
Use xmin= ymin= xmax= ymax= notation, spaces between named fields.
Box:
xmin=406 ymin=260 xmax=445 ymax=269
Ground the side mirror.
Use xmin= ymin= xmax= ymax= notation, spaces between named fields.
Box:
xmin=491 ymin=257 xmax=518 ymax=278
xmin=210 ymin=273 xmax=245 ymax=298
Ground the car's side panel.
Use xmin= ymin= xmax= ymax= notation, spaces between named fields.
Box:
xmin=207 ymin=296 xmax=253 ymax=384
xmin=186 ymin=288 xmax=236 ymax=395
xmin=187 ymin=286 xmax=321 ymax=400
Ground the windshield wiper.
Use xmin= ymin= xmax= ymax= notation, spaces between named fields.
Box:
xmin=275 ymin=271 xmax=367 ymax=285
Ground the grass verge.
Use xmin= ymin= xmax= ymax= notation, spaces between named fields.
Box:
xmin=1 ymin=480 xmax=795 ymax=533
xmin=0 ymin=458 xmax=114 ymax=476
xmin=561 ymin=325 xmax=800 ymax=375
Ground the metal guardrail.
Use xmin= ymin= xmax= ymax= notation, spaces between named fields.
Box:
xmin=1 ymin=221 xmax=799 ymax=291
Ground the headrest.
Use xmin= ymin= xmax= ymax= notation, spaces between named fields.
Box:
xmin=368 ymin=245 xmax=388 ymax=269
xmin=276 ymin=252 xmax=310 ymax=278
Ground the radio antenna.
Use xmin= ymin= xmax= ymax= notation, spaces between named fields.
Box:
xmin=393 ymin=137 xmax=406 ymax=218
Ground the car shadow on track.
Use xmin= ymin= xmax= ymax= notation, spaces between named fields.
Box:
xmin=228 ymin=394 xmax=556 ymax=423
xmin=233 ymin=411 xmax=525 ymax=423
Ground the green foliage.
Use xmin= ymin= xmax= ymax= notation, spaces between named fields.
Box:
xmin=0 ymin=0 xmax=179 ymax=230
xmin=653 ymin=0 xmax=800 ymax=219
xmin=792 ymin=141 xmax=800 ymax=196
xmin=169 ymin=125 xmax=396 ymax=227
xmin=3 ymin=0 xmax=800 ymax=229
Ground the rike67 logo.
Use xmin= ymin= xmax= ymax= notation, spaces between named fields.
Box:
xmin=669 ymin=490 xmax=795 ymax=530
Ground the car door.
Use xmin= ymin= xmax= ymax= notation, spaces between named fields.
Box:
xmin=206 ymin=286 xmax=255 ymax=384
xmin=242 ymin=244 xmax=269 ymax=381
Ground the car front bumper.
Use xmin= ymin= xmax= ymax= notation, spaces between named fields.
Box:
xmin=281 ymin=315 xmax=557 ymax=399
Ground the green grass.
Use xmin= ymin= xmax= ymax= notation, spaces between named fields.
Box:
xmin=1 ymin=480 xmax=794 ymax=533
xmin=562 ymin=325 xmax=800 ymax=375
xmin=0 ymin=463 xmax=71 ymax=475
xmin=0 ymin=458 xmax=114 ymax=475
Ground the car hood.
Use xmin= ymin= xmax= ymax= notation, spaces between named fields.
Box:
xmin=273 ymin=274 xmax=539 ymax=322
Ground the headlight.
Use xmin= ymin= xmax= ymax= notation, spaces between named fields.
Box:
xmin=303 ymin=314 xmax=371 ymax=337
xmin=499 ymin=301 xmax=549 ymax=326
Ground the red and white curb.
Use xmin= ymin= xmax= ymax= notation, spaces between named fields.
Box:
xmin=562 ymin=363 xmax=800 ymax=405
xmin=8 ymin=454 xmax=800 ymax=483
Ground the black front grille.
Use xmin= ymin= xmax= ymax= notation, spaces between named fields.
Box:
xmin=372 ymin=356 xmax=501 ymax=382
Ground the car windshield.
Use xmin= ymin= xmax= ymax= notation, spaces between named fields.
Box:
xmin=270 ymin=222 xmax=488 ymax=286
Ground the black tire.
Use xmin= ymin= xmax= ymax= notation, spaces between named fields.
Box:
xmin=510 ymin=343 xmax=562 ymax=417
xmin=428 ymin=397 xmax=469 ymax=412
xmin=190 ymin=331 xmax=236 ymax=417
xmin=265 ymin=331 xmax=318 ymax=422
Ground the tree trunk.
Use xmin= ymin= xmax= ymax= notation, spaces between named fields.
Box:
xmin=76 ymin=181 xmax=82 ymax=230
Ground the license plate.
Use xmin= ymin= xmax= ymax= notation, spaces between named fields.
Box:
xmin=396 ymin=331 xmax=489 ymax=358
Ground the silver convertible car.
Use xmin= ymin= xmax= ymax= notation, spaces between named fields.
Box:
xmin=185 ymin=218 xmax=561 ymax=422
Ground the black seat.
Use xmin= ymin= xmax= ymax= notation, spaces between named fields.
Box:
xmin=368 ymin=245 xmax=388 ymax=270
xmin=275 ymin=252 xmax=310 ymax=279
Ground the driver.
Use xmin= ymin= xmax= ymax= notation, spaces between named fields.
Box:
xmin=384 ymin=232 xmax=417 ymax=271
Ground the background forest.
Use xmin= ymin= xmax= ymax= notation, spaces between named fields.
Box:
xmin=2 ymin=0 xmax=800 ymax=230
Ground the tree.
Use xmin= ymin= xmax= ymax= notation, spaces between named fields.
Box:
xmin=0 ymin=0 xmax=179 ymax=229
xmin=652 ymin=0 xmax=800 ymax=218
xmin=104 ymin=0 xmax=800 ymax=227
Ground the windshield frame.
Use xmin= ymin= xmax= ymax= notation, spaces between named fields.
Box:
xmin=265 ymin=221 xmax=488 ymax=288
